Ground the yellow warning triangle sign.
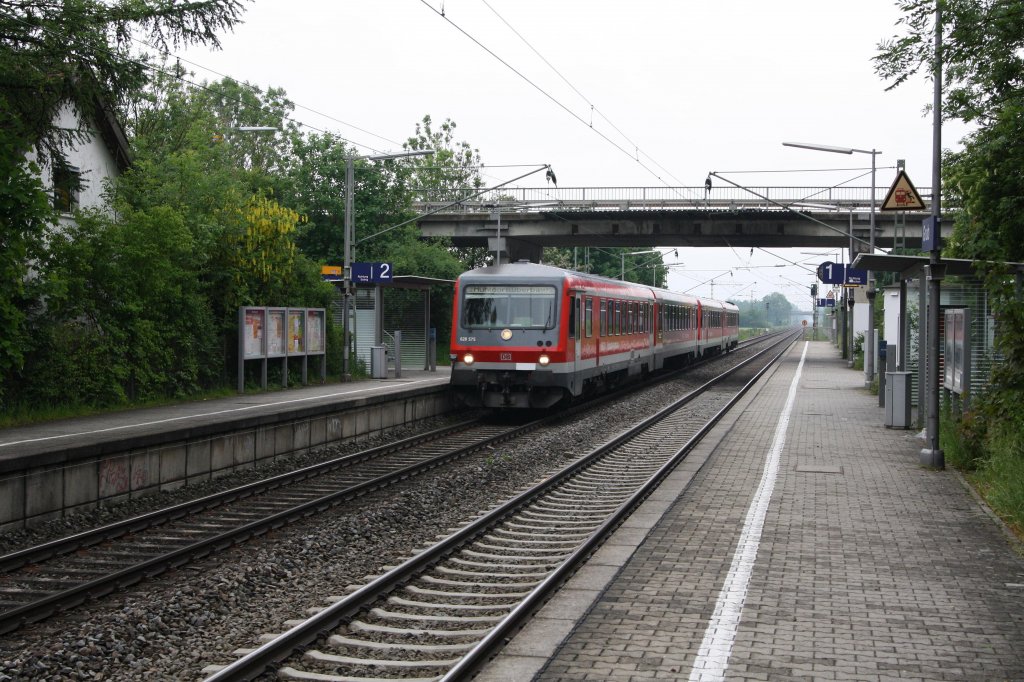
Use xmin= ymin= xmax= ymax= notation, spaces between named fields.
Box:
xmin=880 ymin=170 xmax=926 ymax=211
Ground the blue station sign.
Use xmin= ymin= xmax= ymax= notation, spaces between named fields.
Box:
xmin=844 ymin=267 xmax=868 ymax=286
xmin=350 ymin=262 xmax=394 ymax=284
xmin=817 ymin=261 xmax=845 ymax=284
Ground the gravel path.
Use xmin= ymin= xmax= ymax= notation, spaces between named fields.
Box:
xmin=0 ymin=350 xmax=764 ymax=681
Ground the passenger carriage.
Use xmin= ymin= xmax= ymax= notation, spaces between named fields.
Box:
xmin=450 ymin=262 xmax=738 ymax=409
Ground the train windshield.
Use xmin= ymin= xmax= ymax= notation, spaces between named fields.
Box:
xmin=462 ymin=285 xmax=557 ymax=329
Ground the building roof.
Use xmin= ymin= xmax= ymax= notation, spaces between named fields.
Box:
xmin=95 ymin=99 xmax=132 ymax=172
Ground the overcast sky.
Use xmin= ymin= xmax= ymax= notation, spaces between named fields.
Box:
xmin=176 ymin=0 xmax=967 ymax=309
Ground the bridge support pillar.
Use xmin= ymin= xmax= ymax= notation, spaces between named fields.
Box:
xmin=489 ymin=237 xmax=542 ymax=265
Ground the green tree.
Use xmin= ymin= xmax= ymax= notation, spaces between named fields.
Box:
xmin=0 ymin=0 xmax=245 ymax=169
xmin=405 ymin=115 xmax=483 ymax=200
xmin=20 ymin=205 xmax=218 ymax=405
xmin=876 ymin=1 xmax=1024 ymax=530
xmin=1 ymin=0 xmax=246 ymax=408
xmin=874 ymin=0 xmax=1023 ymax=126
xmin=0 ymin=146 xmax=52 ymax=406
xmin=875 ymin=0 xmax=1024 ymax=394
xmin=543 ymin=246 xmax=669 ymax=286
xmin=404 ymin=115 xmax=490 ymax=270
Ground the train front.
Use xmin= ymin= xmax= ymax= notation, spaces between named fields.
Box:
xmin=449 ymin=263 xmax=567 ymax=409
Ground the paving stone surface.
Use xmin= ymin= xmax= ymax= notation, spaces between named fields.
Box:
xmin=530 ymin=341 xmax=1024 ymax=681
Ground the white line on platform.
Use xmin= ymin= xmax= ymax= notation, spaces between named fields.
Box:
xmin=0 ymin=380 xmax=439 ymax=449
xmin=689 ymin=341 xmax=808 ymax=682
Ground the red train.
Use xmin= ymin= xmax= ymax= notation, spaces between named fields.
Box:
xmin=449 ymin=261 xmax=739 ymax=408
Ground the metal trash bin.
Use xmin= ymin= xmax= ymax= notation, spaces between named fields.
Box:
xmin=885 ymin=371 xmax=912 ymax=428
xmin=370 ymin=346 xmax=387 ymax=379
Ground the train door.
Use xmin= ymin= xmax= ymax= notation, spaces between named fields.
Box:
xmin=696 ymin=300 xmax=704 ymax=356
xmin=574 ymin=294 xmax=582 ymax=372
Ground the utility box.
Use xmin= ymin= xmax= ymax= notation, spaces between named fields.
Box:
xmin=370 ymin=345 xmax=388 ymax=379
xmin=885 ymin=371 xmax=913 ymax=428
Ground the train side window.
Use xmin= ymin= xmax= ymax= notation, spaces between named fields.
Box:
xmin=615 ymin=301 xmax=621 ymax=335
xmin=569 ymin=295 xmax=577 ymax=338
xmin=600 ymin=300 xmax=607 ymax=336
xmin=585 ymin=297 xmax=593 ymax=338
xmin=575 ymin=297 xmax=582 ymax=340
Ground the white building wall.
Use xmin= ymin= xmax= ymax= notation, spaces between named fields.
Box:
xmin=29 ymin=103 xmax=121 ymax=221
xmin=851 ymin=286 xmax=870 ymax=343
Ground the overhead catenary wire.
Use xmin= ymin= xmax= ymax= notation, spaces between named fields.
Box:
xmin=478 ymin=0 xmax=700 ymax=193
xmin=419 ymin=0 xmax=702 ymax=205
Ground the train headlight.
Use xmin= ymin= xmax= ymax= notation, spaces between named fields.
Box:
xmin=500 ymin=328 xmax=513 ymax=341
xmin=462 ymin=353 xmax=474 ymax=365
xmin=538 ymin=354 xmax=550 ymax=366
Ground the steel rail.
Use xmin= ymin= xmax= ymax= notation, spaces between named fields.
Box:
xmin=0 ymin=419 xmax=537 ymax=635
xmin=203 ymin=330 xmax=800 ymax=680
xmin=0 ymin=331 xmax=783 ymax=637
xmin=0 ymin=419 xmax=483 ymax=574
xmin=444 ymin=332 xmax=800 ymax=680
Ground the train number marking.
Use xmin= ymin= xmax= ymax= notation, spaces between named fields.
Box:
xmin=459 ymin=336 xmax=476 ymax=342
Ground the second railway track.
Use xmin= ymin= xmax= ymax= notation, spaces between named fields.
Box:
xmin=0 ymin=417 xmax=549 ymax=635
xmin=202 ymin=330 xmax=800 ymax=681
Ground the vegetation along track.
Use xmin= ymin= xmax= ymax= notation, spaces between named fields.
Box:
xmin=201 ymin=331 xmax=800 ymax=681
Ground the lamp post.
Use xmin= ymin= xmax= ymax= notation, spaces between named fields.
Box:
xmin=783 ymin=141 xmax=880 ymax=386
xmin=921 ymin=1 xmax=945 ymax=469
xmin=342 ymin=149 xmax=434 ymax=379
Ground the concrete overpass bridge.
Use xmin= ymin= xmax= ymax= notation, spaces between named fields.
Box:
xmin=414 ymin=186 xmax=951 ymax=263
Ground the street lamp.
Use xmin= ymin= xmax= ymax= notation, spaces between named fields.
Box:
xmin=783 ymin=141 xmax=881 ymax=387
xmin=342 ymin=149 xmax=434 ymax=379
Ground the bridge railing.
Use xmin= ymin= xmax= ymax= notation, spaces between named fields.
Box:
xmin=411 ymin=186 xmax=937 ymax=214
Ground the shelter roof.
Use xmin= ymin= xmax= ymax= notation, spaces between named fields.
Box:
xmin=852 ymin=254 xmax=1024 ymax=278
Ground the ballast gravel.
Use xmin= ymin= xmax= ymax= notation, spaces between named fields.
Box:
xmin=0 ymin=348 xmax=766 ymax=681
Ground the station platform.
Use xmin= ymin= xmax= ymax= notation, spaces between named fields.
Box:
xmin=481 ymin=340 xmax=1024 ymax=681
xmin=0 ymin=368 xmax=452 ymax=468
xmin=0 ymin=368 xmax=454 ymax=530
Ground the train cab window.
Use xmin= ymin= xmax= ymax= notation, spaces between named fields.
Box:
xmin=585 ymin=298 xmax=593 ymax=338
xmin=462 ymin=285 xmax=556 ymax=329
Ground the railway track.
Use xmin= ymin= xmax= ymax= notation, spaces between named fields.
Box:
xmin=0 ymin=332 xmax=787 ymax=639
xmin=0 ymin=418 xmax=545 ymax=635
xmin=201 ymin=330 xmax=800 ymax=681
